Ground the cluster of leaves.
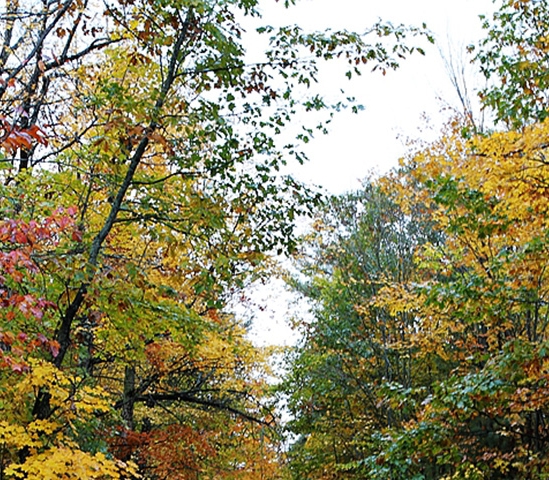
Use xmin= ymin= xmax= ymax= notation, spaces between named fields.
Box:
xmin=473 ymin=0 xmax=549 ymax=128
xmin=283 ymin=1 xmax=549 ymax=478
xmin=0 ymin=208 xmax=79 ymax=372
xmin=0 ymin=0 xmax=431 ymax=478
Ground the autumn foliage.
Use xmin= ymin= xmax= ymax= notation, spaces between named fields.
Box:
xmin=283 ymin=2 xmax=549 ymax=479
xmin=0 ymin=0 xmax=431 ymax=478
xmin=285 ymin=122 xmax=549 ymax=479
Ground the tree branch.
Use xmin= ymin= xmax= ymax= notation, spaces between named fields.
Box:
xmin=134 ymin=392 xmax=273 ymax=426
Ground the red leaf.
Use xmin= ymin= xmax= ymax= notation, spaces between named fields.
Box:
xmin=49 ymin=340 xmax=60 ymax=357
xmin=10 ymin=361 xmax=28 ymax=373
xmin=25 ymin=124 xmax=48 ymax=146
xmin=0 ymin=331 xmax=14 ymax=345
xmin=17 ymin=332 xmax=28 ymax=342
xmin=13 ymin=229 xmax=27 ymax=244
xmin=30 ymin=305 xmax=44 ymax=320
xmin=72 ymin=228 xmax=83 ymax=242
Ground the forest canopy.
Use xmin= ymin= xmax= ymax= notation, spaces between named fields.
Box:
xmin=283 ymin=1 xmax=549 ymax=479
xmin=3 ymin=0 xmax=549 ymax=479
xmin=0 ymin=0 xmax=429 ymax=478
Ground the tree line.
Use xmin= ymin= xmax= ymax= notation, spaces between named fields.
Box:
xmin=1 ymin=0 xmax=547 ymax=479
xmin=283 ymin=1 xmax=549 ymax=478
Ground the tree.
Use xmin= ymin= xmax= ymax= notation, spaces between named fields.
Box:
xmin=284 ymin=117 xmax=549 ymax=479
xmin=473 ymin=0 xmax=549 ymax=128
xmin=0 ymin=0 xmax=430 ymax=478
xmin=289 ymin=121 xmax=549 ymax=478
xmin=282 ymin=179 xmax=440 ymax=479
xmin=372 ymin=116 xmax=549 ymax=479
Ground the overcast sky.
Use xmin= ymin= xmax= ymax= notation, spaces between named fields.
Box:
xmin=242 ymin=0 xmax=496 ymax=345
xmin=245 ymin=0 xmax=496 ymax=193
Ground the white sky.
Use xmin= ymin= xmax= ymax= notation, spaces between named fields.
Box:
xmin=247 ymin=0 xmax=495 ymax=193
xmin=241 ymin=0 xmax=496 ymax=346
